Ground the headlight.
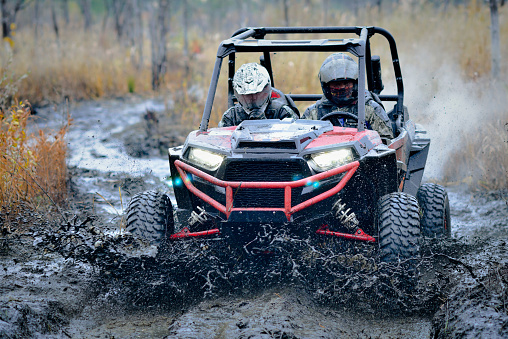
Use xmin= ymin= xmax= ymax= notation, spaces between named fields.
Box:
xmin=186 ymin=147 xmax=225 ymax=171
xmin=307 ymin=148 xmax=355 ymax=172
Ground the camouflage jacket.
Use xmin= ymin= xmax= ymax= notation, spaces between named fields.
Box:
xmin=302 ymin=91 xmax=394 ymax=139
xmin=218 ymin=99 xmax=298 ymax=127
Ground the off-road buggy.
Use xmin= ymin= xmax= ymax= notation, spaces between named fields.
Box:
xmin=126 ymin=26 xmax=451 ymax=262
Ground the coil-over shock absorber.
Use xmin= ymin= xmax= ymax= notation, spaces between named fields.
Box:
xmin=332 ymin=198 xmax=359 ymax=232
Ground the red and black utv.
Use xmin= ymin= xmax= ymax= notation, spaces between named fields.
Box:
xmin=125 ymin=26 xmax=451 ymax=262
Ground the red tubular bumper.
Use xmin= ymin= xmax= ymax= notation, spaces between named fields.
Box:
xmin=169 ymin=227 xmax=220 ymax=240
xmin=316 ymin=225 xmax=376 ymax=242
xmin=174 ymin=159 xmax=359 ymax=221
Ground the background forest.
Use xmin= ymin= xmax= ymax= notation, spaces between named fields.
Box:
xmin=0 ymin=0 xmax=507 ymax=212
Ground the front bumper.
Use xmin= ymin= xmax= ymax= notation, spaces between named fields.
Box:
xmin=174 ymin=159 xmax=359 ymax=222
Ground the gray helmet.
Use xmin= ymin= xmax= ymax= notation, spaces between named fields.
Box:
xmin=233 ymin=63 xmax=272 ymax=119
xmin=318 ymin=53 xmax=359 ymax=105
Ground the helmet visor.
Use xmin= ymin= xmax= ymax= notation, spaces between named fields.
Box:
xmin=236 ymin=84 xmax=271 ymax=111
xmin=324 ymin=80 xmax=357 ymax=106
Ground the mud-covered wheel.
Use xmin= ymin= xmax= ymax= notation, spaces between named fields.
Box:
xmin=377 ymin=192 xmax=421 ymax=262
xmin=417 ymin=183 xmax=451 ymax=238
xmin=125 ymin=191 xmax=174 ymax=246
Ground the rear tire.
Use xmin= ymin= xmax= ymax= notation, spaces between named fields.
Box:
xmin=377 ymin=192 xmax=421 ymax=262
xmin=125 ymin=191 xmax=174 ymax=246
xmin=417 ymin=183 xmax=451 ymax=238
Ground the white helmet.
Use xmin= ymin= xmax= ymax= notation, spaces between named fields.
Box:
xmin=233 ymin=63 xmax=272 ymax=118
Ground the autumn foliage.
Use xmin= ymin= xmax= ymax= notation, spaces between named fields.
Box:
xmin=0 ymin=102 xmax=69 ymax=214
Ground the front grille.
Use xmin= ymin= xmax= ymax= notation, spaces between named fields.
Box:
xmin=225 ymin=161 xmax=304 ymax=208
xmin=237 ymin=141 xmax=297 ymax=150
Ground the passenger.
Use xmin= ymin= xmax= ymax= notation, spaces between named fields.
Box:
xmin=219 ymin=63 xmax=298 ymax=127
xmin=303 ymin=53 xmax=394 ymax=139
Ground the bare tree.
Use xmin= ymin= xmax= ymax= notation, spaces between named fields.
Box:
xmin=112 ymin=0 xmax=126 ymax=40
xmin=149 ymin=0 xmax=170 ymax=90
xmin=61 ymin=0 xmax=69 ymax=26
xmin=129 ymin=0 xmax=144 ymax=69
xmin=79 ymin=0 xmax=92 ymax=31
xmin=0 ymin=0 xmax=27 ymax=39
xmin=50 ymin=0 xmax=59 ymax=39
xmin=282 ymin=0 xmax=290 ymax=26
xmin=238 ymin=0 xmax=250 ymax=28
xmin=183 ymin=0 xmax=189 ymax=58
xmin=34 ymin=0 xmax=41 ymax=40
xmin=322 ymin=0 xmax=329 ymax=26
xmin=182 ymin=0 xmax=193 ymax=77
xmin=489 ymin=0 xmax=505 ymax=80
xmin=102 ymin=0 xmax=111 ymax=32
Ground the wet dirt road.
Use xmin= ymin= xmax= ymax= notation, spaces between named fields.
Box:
xmin=1 ymin=98 xmax=507 ymax=338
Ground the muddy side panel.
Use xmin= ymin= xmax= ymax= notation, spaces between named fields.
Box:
xmin=363 ymin=147 xmax=399 ymax=198
xmin=403 ymin=127 xmax=430 ymax=197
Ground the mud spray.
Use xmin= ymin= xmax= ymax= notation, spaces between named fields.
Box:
xmin=2 ymin=53 xmax=507 ymax=338
xmin=402 ymin=51 xmax=507 ymax=181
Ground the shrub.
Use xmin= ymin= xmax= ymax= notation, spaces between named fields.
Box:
xmin=0 ymin=102 xmax=69 ymax=218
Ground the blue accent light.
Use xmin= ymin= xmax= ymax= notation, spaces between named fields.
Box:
xmin=174 ymin=177 xmax=183 ymax=186
xmin=313 ymin=181 xmax=320 ymax=188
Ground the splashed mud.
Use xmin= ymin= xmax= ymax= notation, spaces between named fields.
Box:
xmin=1 ymin=99 xmax=507 ymax=338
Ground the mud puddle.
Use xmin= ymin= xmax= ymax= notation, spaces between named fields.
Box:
xmin=1 ymin=98 xmax=507 ymax=338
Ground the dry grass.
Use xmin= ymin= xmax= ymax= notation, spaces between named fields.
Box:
xmin=5 ymin=27 xmax=154 ymax=105
xmin=1 ymin=1 xmax=506 ymax=191
xmin=443 ymin=117 xmax=508 ymax=191
xmin=0 ymin=102 xmax=69 ymax=218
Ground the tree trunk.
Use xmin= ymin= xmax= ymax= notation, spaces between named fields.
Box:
xmin=489 ymin=0 xmax=501 ymax=79
xmin=184 ymin=0 xmax=189 ymax=57
xmin=322 ymin=0 xmax=329 ymax=26
xmin=149 ymin=0 xmax=170 ymax=91
xmin=112 ymin=0 xmax=126 ymax=41
xmin=130 ymin=0 xmax=143 ymax=69
xmin=123 ymin=1 xmax=134 ymax=45
xmin=1 ymin=0 xmax=25 ymax=39
xmin=283 ymin=0 xmax=290 ymax=27
xmin=102 ymin=0 xmax=111 ymax=32
xmin=62 ymin=0 xmax=69 ymax=26
xmin=183 ymin=0 xmax=190 ymax=77
xmin=34 ymin=0 xmax=40 ymax=40
xmin=1 ymin=0 xmax=11 ymax=39
xmin=79 ymin=0 xmax=92 ymax=31
xmin=50 ymin=0 xmax=59 ymax=39
xmin=136 ymin=0 xmax=144 ymax=69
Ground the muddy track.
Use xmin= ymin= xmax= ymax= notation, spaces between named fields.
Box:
xmin=1 ymin=98 xmax=507 ymax=338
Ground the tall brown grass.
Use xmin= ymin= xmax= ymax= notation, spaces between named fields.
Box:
xmin=1 ymin=1 xmax=506 ymax=191
xmin=5 ymin=27 xmax=154 ymax=106
xmin=443 ymin=116 xmax=508 ymax=191
xmin=0 ymin=102 xmax=69 ymax=217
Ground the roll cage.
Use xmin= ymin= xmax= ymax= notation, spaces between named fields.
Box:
xmin=199 ymin=26 xmax=405 ymax=133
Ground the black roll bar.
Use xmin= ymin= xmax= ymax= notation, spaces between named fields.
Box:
xmin=200 ymin=26 xmax=404 ymax=131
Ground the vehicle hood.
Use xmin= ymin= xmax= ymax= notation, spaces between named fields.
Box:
xmin=183 ymin=118 xmax=383 ymax=157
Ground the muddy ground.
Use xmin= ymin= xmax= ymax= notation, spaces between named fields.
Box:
xmin=1 ymin=97 xmax=507 ymax=338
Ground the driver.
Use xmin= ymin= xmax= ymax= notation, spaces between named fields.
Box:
xmin=219 ymin=63 xmax=298 ymax=127
xmin=303 ymin=53 xmax=394 ymax=139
